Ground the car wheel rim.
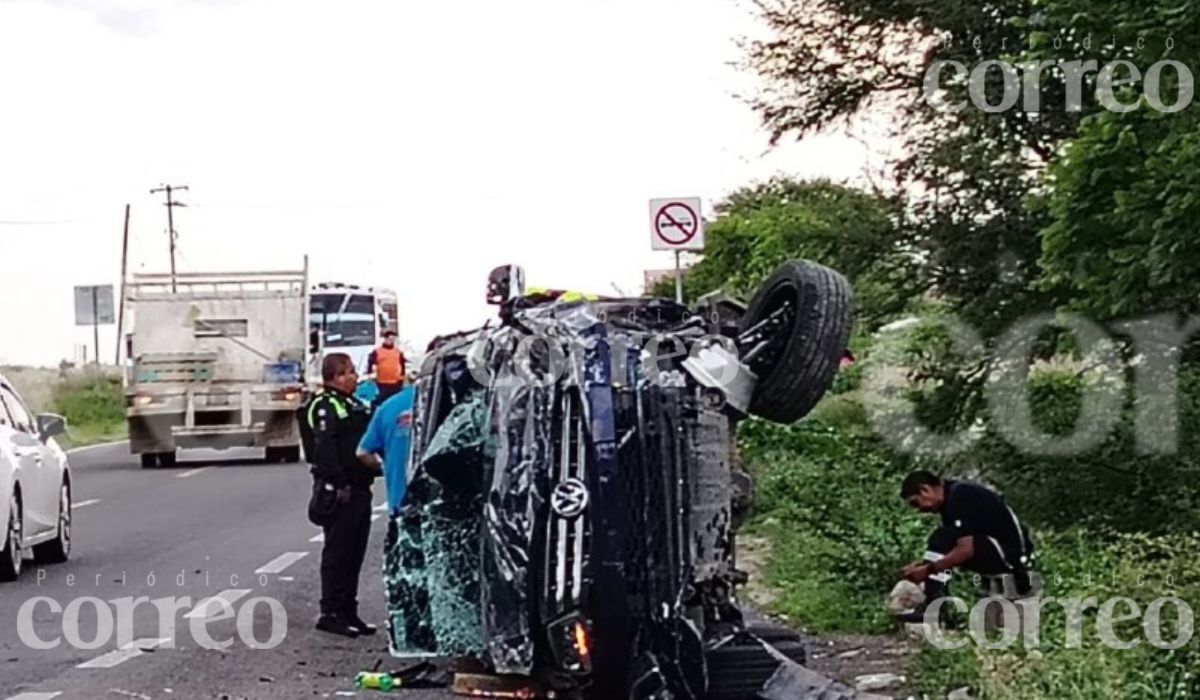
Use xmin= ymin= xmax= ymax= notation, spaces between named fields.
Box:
xmin=60 ymin=487 xmax=71 ymax=556
xmin=9 ymin=500 xmax=21 ymax=573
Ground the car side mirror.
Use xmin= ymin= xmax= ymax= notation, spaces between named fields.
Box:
xmin=37 ymin=413 xmax=67 ymax=442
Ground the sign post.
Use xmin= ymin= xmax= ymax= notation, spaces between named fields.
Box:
xmin=75 ymin=285 xmax=115 ymax=367
xmin=649 ymin=197 xmax=705 ymax=303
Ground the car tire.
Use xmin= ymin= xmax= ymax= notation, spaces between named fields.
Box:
xmin=158 ymin=451 xmax=178 ymax=468
xmin=141 ymin=453 xmax=158 ymax=469
xmin=0 ymin=492 xmax=23 ymax=582
xmin=739 ymin=260 xmax=853 ymax=423
xmin=704 ymin=631 xmax=807 ymax=700
xmin=33 ymin=482 xmax=71 ymax=564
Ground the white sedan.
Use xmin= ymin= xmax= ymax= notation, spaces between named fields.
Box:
xmin=0 ymin=372 xmax=72 ymax=581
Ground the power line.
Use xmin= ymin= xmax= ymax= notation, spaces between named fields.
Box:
xmin=150 ymin=183 xmax=189 ymax=292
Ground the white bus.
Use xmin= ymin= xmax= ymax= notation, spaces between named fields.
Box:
xmin=309 ymin=282 xmax=399 ymax=377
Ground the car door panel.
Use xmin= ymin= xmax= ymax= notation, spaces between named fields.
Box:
xmin=0 ymin=388 xmax=53 ymax=537
xmin=0 ymin=425 xmax=17 ymax=541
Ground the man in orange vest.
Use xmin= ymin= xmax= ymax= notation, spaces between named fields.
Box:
xmin=366 ymin=330 xmax=407 ymax=408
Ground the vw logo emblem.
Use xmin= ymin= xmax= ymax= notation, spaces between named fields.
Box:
xmin=551 ymin=478 xmax=590 ymax=519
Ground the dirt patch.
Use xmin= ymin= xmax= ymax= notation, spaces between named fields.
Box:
xmin=739 ymin=534 xmax=780 ymax=609
xmin=804 ymin=632 xmax=916 ymax=695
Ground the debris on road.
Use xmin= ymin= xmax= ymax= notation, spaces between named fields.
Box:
xmin=353 ymin=661 xmax=452 ymax=692
xmin=760 ymin=660 xmax=894 ymax=700
xmin=855 ymin=673 xmax=906 ymax=692
xmin=451 ymin=672 xmax=561 ymax=699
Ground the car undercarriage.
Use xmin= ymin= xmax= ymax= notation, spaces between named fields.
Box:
xmin=384 ymin=261 xmax=853 ymax=699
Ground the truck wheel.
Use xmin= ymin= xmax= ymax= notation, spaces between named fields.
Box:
xmin=140 ymin=453 xmax=158 ymax=469
xmin=738 ymin=260 xmax=853 ymax=423
xmin=158 ymin=452 xmax=178 ymax=468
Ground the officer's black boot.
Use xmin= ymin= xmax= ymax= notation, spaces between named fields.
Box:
xmin=316 ymin=613 xmax=359 ymax=638
xmin=345 ymin=609 xmax=378 ymax=636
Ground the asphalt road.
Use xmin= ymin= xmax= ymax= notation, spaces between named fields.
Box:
xmin=0 ymin=441 xmax=447 ymax=700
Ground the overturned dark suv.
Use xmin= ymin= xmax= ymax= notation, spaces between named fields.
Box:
xmin=384 ymin=261 xmax=853 ymax=699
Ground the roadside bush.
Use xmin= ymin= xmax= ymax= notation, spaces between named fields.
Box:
xmin=740 ymin=329 xmax=1200 ymax=691
xmin=740 ymin=416 xmax=930 ymax=633
xmin=977 ymin=366 xmax=1200 ymax=535
xmin=915 ymin=529 xmax=1200 ymax=699
xmin=51 ymin=373 xmax=125 ymax=446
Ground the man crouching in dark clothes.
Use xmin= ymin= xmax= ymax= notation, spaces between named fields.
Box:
xmin=897 ymin=471 xmax=1036 ymax=623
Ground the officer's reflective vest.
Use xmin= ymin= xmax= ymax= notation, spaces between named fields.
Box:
xmin=306 ymin=390 xmax=349 ymax=428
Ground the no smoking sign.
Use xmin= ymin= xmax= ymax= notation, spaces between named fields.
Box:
xmin=649 ymin=197 xmax=705 ymax=251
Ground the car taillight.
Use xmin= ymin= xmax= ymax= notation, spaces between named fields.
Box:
xmin=272 ymin=388 xmax=302 ymax=402
xmin=573 ymin=621 xmax=591 ymax=661
xmin=546 ymin=613 xmax=593 ymax=675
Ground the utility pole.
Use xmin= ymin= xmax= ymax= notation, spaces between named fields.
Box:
xmin=116 ymin=204 xmax=130 ymax=365
xmin=91 ymin=285 xmax=100 ymax=367
xmin=150 ymin=184 xmax=189 ymax=292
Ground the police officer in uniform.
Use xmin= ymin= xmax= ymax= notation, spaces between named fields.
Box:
xmin=300 ymin=353 xmax=380 ymax=637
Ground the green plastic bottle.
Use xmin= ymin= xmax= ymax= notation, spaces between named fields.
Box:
xmin=355 ymin=671 xmax=396 ymax=691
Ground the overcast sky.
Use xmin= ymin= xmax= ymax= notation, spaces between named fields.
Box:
xmin=0 ymin=0 xmax=889 ymax=367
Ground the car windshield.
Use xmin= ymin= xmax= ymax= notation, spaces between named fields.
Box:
xmin=315 ymin=319 xmax=376 ymax=347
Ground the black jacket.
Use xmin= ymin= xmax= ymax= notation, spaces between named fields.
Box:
xmin=299 ymin=388 xmax=375 ymax=489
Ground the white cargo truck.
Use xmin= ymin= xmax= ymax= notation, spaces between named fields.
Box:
xmin=123 ymin=267 xmax=310 ymax=468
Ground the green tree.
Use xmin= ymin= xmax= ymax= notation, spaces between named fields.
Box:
xmin=1034 ymin=1 xmax=1200 ymax=320
xmin=747 ymin=0 xmax=1079 ymax=336
xmin=657 ymin=178 xmax=918 ymax=330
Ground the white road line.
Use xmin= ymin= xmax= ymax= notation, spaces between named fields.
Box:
xmin=185 ymin=589 xmax=252 ymax=620
xmin=373 ymin=504 xmax=388 ymax=512
xmin=255 ymin=551 xmax=308 ymax=575
xmin=77 ymin=637 xmax=169 ymax=669
xmin=278 ymin=575 xmax=295 ymax=582
xmin=175 ymin=467 xmax=211 ymax=479
xmin=371 ymin=513 xmax=382 ymax=522
xmin=310 ymin=532 xmax=325 ymax=544
xmin=72 ymin=498 xmax=101 ymax=509
xmin=6 ymin=692 xmax=63 ymax=700
xmin=66 ymin=439 xmax=129 ymax=455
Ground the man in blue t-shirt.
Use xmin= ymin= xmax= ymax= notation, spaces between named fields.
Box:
xmin=355 ymin=386 xmax=415 ymax=517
